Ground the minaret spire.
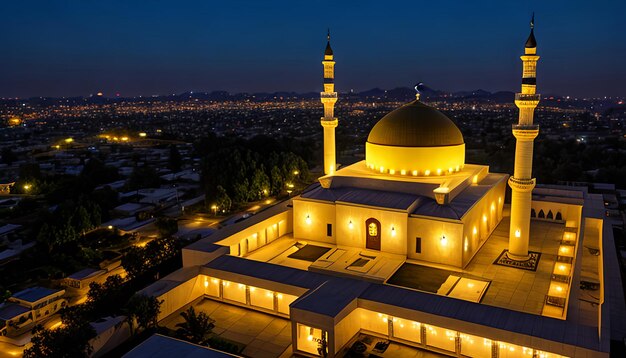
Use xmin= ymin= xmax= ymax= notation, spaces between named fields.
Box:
xmin=508 ymin=15 xmax=541 ymax=260
xmin=321 ymin=30 xmax=338 ymax=175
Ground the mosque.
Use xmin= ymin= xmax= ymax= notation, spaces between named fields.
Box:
xmin=134 ymin=19 xmax=625 ymax=358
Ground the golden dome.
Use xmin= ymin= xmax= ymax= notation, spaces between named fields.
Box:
xmin=367 ymin=100 xmax=464 ymax=147
xmin=365 ymin=99 xmax=465 ymax=176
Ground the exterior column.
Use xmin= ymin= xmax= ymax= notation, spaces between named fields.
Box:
xmin=508 ymin=17 xmax=540 ymax=259
xmin=321 ymin=31 xmax=338 ymax=175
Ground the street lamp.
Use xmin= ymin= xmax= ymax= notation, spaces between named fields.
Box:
xmin=23 ymin=184 xmax=31 ymax=192
xmin=211 ymin=204 xmax=218 ymax=216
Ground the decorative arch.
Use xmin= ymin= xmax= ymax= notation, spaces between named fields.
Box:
xmin=547 ymin=210 xmax=554 ymax=220
xmin=531 ymin=208 xmax=536 ymax=218
xmin=538 ymin=209 xmax=545 ymax=219
xmin=555 ymin=212 xmax=563 ymax=221
xmin=365 ymin=218 xmax=381 ymax=251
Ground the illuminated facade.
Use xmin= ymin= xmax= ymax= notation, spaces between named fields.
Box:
xmin=508 ymin=16 xmax=541 ymax=259
xmin=137 ymin=24 xmax=623 ymax=358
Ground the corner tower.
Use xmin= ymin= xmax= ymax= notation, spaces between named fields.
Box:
xmin=508 ymin=15 xmax=541 ymax=259
xmin=321 ymin=30 xmax=338 ymax=175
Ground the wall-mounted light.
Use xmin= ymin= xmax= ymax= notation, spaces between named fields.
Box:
xmin=482 ymin=215 xmax=487 ymax=223
xmin=390 ymin=226 xmax=396 ymax=237
xmin=473 ymin=227 xmax=477 ymax=235
xmin=348 ymin=220 xmax=353 ymax=229
xmin=440 ymin=234 xmax=447 ymax=246
xmin=305 ymin=214 xmax=311 ymax=225
xmin=412 ymin=170 xmax=418 ymax=176
xmin=464 ymin=237 xmax=468 ymax=251
xmin=436 ymin=168 xmax=442 ymax=176
xmin=379 ymin=166 xmax=384 ymax=173
xmin=400 ymin=170 xmax=406 ymax=175
xmin=515 ymin=229 xmax=521 ymax=238
xmin=204 ymin=279 xmax=209 ymax=288
xmin=425 ymin=170 xmax=431 ymax=176
xmin=389 ymin=169 xmax=395 ymax=175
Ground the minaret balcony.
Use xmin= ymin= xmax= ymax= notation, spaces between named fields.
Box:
xmin=320 ymin=118 xmax=338 ymax=128
xmin=320 ymin=92 xmax=337 ymax=99
xmin=512 ymin=125 xmax=539 ymax=140
xmin=515 ymin=93 xmax=540 ymax=107
xmin=508 ymin=177 xmax=536 ymax=192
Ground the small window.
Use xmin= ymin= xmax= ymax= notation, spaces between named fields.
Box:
xmin=327 ymin=224 xmax=332 ymax=237
xmin=415 ymin=237 xmax=422 ymax=254
xmin=368 ymin=223 xmax=378 ymax=236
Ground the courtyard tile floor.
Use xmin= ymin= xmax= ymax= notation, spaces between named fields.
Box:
xmin=160 ymin=298 xmax=292 ymax=358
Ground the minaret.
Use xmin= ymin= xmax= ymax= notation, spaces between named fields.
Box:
xmin=508 ymin=14 xmax=541 ymax=259
xmin=321 ymin=30 xmax=338 ymax=175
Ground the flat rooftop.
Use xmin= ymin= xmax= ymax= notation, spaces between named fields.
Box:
xmin=242 ymin=214 xmax=570 ymax=316
xmin=123 ymin=334 xmax=236 ymax=358
xmin=11 ymin=287 xmax=62 ymax=303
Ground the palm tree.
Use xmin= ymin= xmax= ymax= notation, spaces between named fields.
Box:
xmin=175 ymin=306 xmax=215 ymax=345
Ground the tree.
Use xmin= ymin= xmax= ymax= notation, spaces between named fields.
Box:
xmin=213 ymin=185 xmax=232 ymax=213
xmin=1 ymin=147 xmax=17 ymax=165
xmin=23 ymin=321 xmax=96 ymax=358
xmin=72 ymin=206 xmax=92 ymax=235
xmin=19 ymin=162 xmax=42 ymax=181
xmin=168 ymin=145 xmax=182 ymax=172
xmin=175 ymin=306 xmax=215 ymax=345
xmin=126 ymin=166 xmax=160 ymax=191
xmin=81 ymin=158 xmax=119 ymax=185
xmin=249 ymin=167 xmax=270 ymax=200
xmin=125 ymin=294 xmax=162 ymax=336
xmin=86 ymin=275 xmax=128 ymax=318
xmin=121 ymin=246 xmax=147 ymax=280
xmin=155 ymin=217 xmax=178 ymax=237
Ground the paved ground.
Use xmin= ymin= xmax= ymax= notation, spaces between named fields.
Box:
xmin=463 ymin=216 xmax=563 ymax=315
xmin=341 ymin=333 xmax=447 ymax=358
xmin=160 ymin=298 xmax=292 ymax=358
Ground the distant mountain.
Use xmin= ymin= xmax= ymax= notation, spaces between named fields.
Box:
xmin=2 ymin=87 xmax=575 ymax=105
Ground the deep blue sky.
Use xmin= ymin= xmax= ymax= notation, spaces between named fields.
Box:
xmin=1 ymin=1 xmax=624 ymax=98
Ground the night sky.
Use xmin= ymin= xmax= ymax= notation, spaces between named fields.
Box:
xmin=1 ymin=1 xmax=625 ymax=98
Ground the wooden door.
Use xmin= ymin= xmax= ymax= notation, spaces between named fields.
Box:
xmin=365 ymin=218 xmax=381 ymax=250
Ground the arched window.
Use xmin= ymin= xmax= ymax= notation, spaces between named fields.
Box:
xmin=547 ymin=210 xmax=554 ymax=220
xmin=531 ymin=208 xmax=536 ymax=218
xmin=555 ymin=212 xmax=563 ymax=221
xmin=538 ymin=209 xmax=545 ymax=218
xmin=365 ymin=218 xmax=381 ymax=251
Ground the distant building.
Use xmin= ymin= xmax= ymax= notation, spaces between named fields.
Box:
xmin=0 ymin=287 xmax=66 ymax=336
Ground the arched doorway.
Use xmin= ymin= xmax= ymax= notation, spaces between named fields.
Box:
xmin=365 ymin=218 xmax=381 ymax=251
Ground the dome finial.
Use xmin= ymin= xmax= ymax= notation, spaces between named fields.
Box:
xmin=414 ymin=82 xmax=424 ymax=100
xmin=324 ymin=29 xmax=334 ymax=57
xmin=525 ymin=13 xmax=537 ymax=48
